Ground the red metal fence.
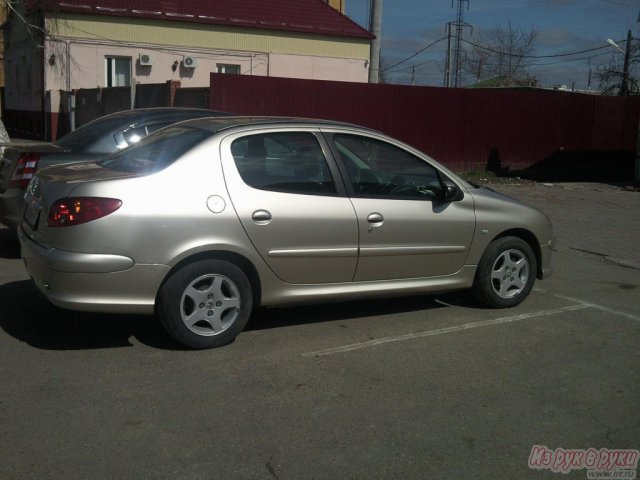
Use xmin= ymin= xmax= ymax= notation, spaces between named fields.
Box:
xmin=209 ymin=73 xmax=640 ymax=179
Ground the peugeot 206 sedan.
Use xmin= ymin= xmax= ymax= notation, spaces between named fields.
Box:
xmin=19 ymin=117 xmax=554 ymax=349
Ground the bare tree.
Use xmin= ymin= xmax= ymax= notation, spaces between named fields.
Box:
xmin=595 ymin=40 xmax=639 ymax=96
xmin=464 ymin=23 xmax=537 ymax=86
xmin=463 ymin=32 xmax=492 ymax=82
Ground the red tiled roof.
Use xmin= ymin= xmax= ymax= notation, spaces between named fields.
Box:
xmin=29 ymin=0 xmax=373 ymax=39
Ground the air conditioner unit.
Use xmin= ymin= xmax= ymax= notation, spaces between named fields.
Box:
xmin=139 ymin=53 xmax=154 ymax=66
xmin=183 ymin=56 xmax=198 ymax=68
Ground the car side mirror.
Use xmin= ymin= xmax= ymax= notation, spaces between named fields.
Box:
xmin=442 ymin=181 xmax=462 ymax=202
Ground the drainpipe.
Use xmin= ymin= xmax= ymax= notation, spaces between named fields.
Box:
xmin=65 ymin=40 xmax=71 ymax=92
xmin=65 ymin=40 xmax=75 ymax=131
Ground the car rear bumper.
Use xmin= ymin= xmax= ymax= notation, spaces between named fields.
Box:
xmin=0 ymin=187 xmax=24 ymax=227
xmin=18 ymin=226 xmax=170 ymax=314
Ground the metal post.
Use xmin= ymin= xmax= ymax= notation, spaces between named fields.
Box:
xmin=444 ymin=22 xmax=452 ymax=87
xmin=619 ymin=29 xmax=632 ymax=96
xmin=635 ymin=118 xmax=640 ymax=187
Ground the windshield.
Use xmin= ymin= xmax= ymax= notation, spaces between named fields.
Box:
xmin=98 ymin=125 xmax=212 ymax=174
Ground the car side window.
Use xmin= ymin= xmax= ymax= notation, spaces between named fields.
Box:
xmin=231 ymin=132 xmax=336 ymax=195
xmin=333 ymin=134 xmax=443 ymax=200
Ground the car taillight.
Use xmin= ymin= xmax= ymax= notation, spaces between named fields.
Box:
xmin=47 ymin=197 xmax=122 ymax=227
xmin=10 ymin=153 xmax=41 ymax=188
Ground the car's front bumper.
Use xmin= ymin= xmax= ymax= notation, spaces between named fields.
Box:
xmin=539 ymin=240 xmax=554 ymax=279
xmin=18 ymin=227 xmax=169 ymax=314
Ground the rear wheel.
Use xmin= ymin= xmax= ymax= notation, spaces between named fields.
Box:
xmin=472 ymin=236 xmax=536 ymax=308
xmin=157 ymin=259 xmax=253 ymax=349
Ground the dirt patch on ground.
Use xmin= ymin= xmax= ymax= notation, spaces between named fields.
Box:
xmin=460 ymin=171 xmax=536 ymax=186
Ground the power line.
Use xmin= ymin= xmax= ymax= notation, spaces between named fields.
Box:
xmin=461 ymin=38 xmax=626 ymax=59
xmin=392 ymin=49 xmax=614 ymax=79
xmin=380 ymin=36 xmax=448 ymax=72
xmin=525 ymin=51 xmax=615 ymax=67
xmin=381 ymin=37 xmax=622 ymax=79
xmin=478 ymin=50 xmax=613 ymax=69
xmin=390 ymin=59 xmax=441 ymax=74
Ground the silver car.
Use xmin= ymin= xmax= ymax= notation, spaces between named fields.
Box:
xmin=19 ymin=117 xmax=554 ymax=349
xmin=0 ymin=108 xmax=230 ymax=228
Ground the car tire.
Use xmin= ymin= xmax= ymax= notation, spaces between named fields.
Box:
xmin=472 ymin=236 xmax=537 ymax=308
xmin=157 ymin=259 xmax=253 ymax=349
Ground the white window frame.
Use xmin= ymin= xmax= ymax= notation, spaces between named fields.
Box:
xmin=217 ymin=64 xmax=241 ymax=75
xmin=105 ymin=56 xmax=132 ymax=87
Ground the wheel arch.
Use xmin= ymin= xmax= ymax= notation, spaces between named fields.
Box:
xmin=492 ymin=228 xmax=543 ymax=279
xmin=157 ymin=250 xmax=262 ymax=308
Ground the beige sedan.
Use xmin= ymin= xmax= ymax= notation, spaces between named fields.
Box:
xmin=19 ymin=117 xmax=554 ymax=349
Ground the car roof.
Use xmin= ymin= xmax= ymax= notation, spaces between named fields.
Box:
xmin=96 ymin=108 xmax=232 ymax=122
xmin=178 ymin=116 xmax=379 ymax=135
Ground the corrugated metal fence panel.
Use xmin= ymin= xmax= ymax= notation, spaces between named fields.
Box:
xmin=136 ymin=83 xmax=171 ymax=108
xmin=210 ymin=74 xmax=640 ymax=173
xmin=74 ymin=88 xmax=102 ymax=127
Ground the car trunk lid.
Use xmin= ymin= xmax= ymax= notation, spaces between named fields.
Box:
xmin=0 ymin=144 xmax=68 ymax=192
xmin=21 ymin=162 xmax=141 ymax=243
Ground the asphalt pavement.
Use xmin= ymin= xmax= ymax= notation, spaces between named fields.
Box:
xmin=495 ymin=182 xmax=640 ymax=269
xmin=0 ymin=182 xmax=638 ymax=480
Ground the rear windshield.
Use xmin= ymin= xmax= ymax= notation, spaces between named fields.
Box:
xmin=98 ymin=125 xmax=212 ymax=174
xmin=56 ymin=116 xmax=133 ymax=153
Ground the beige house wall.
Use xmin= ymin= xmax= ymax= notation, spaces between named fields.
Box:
xmin=325 ymin=0 xmax=347 ymax=13
xmin=43 ymin=13 xmax=370 ymax=95
xmin=269 ymin=53 xmax=368 ymax=82
xmin=43 ymin=38 xmax=369 ymax=92
xmin=47 ymin=14 xmax=370 ymax=61
xmin=43 ymin=39 xmax=271 ymax=91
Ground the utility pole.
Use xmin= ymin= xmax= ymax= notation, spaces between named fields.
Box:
xmin=444 ymin=22 xmax=453 ymax=87
xmin=619 ymin=29 xmax=632 ymax=96
xmin=368 ymin=0 xmax=383 ymax=83
xmin=448 ymin=0 xmax=472 ymax=88
xmin=411 ymin=65 xmax=416 ymax=86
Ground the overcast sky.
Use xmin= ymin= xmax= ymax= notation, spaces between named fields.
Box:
xmin=345 ymin=0 xmax=639 ymax=89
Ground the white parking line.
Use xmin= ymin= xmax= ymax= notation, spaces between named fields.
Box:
xmin=588 ymin=303 xmax=640 ymax=323
xmin=303 ymin=290 xmax=640 ymax=358
xmin=302 ymin=303 xmax=590 ymax=358
xmin=538 ymin=290 xmax=640 ymax=323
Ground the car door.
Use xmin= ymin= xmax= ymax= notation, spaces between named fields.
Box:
xmin=326 ymin=132 xmax=476 ymax=282
xmin=220 ymin=129 xmax=358 ymax=284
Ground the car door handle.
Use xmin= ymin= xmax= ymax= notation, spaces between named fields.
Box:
xmin=367 ymin=212 xmax=384 ymax=224
xmin=252 ymin=210 xmax=272 ymax=223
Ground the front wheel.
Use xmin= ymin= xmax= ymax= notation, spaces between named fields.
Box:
xmin=472 ymin=236 xmax=536 ymax=308
xmin=157 ymin=259 xmax=253 ymax=349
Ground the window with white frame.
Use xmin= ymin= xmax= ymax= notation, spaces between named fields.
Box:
xmin=105 ymin=57 xmax=132 ymax=87
xmin=217 ymin=64 xmax=241 ymax=74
